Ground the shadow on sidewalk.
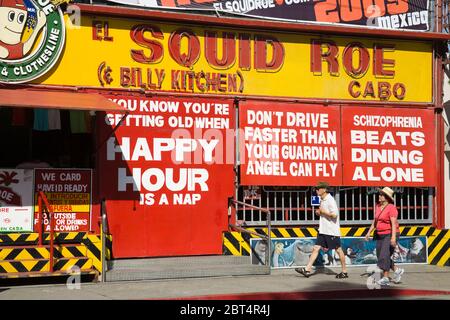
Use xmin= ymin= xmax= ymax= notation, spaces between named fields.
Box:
xmin=181 ymin=269 xmax=416 ymax=300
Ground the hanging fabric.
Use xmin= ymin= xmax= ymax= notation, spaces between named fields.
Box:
xmin=33 ymin=109 xmax=49 ymax=131
xmin=70 ymin=111 xmax=91 ymax=133
xmin=48 ymin=109 xmax=61 ymax=130
xmin=11 ymin=108 xmax=26 ymax=126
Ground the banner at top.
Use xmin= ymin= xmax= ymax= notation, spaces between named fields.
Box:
xmin=39 ymin=16 xmax=433 ymax=103
xmin=107 ymin=0 xmax=430 ymax=31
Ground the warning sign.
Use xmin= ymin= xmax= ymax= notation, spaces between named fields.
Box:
xmin=0 ymin=169 xmax=34 ymax=233
xmin=34 ymin=169 xmax=92 ymax=232
xmin=239 ymin=101 xmax=341 ymax=186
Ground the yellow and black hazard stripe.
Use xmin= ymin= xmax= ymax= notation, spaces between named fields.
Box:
xmin=0 ymin=247 xmax=48 ymax=260
xmin=400 ymin=226 xmax=436 ymax=237
xmin=428 ymin=229 xmax=450 ymax=267
xmin=44 ymin=232 xmax=87 ymax=244
xmin=241 ymin=226 xmax=436 ymax=238
xmin=0 ymin=245 xmax=88 ymax=261
xmin=53 ymin=258 xmax=93 ymax=272
xmin=0 ymin=230 xmax=106 ymax=278
xmin=0 ymin=270 xmax=98 ymax=279
xmin=0 ymin=258 xmax=93 ymax=273
xmin=0 ymin=260 xmax=50 ymax=273
xmin=83 ymin=235 xmax=102 ymax=273
xmin=223 ymin=226 xmax=439 ymax=257
xmin=105 ymin=234 xmax=113 ymax=260
xmin=0 ymin=233 xmax=39 ymax=246
xmin=0 ymin=258 xmax=92 ymax=273
xmin=223 ymin=232 xmax=251 ymax=256
xmin=53 ymin=245 xmax=87 ymax=259
xmin=340 ymin=226 xmax=435 ymax=237
xmin=243 ymin=227 xmax=319 ymax=238
xmin=0 ymin=232 xmax=88 ymax=246
xmin=223 ymin=228 xmax=320 ymax=256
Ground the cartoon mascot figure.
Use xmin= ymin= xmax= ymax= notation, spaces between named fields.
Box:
xmin=0 ymin=0 xmax=46 ymax=60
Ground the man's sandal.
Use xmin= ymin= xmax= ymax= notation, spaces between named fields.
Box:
xmin=295 ymin=267 xmax=311 ymax=278
xmin=335 ymin=272 xmax=349 ymax=279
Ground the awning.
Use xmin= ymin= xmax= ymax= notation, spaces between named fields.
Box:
xmin=0 ymin=89 xmax=126 ymax=113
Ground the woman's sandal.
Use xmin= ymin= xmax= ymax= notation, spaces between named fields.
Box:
xmin=335 ymin=272 xmax=349 ymax=279
xmin=295 ymin=267 xmax=311 ymax=278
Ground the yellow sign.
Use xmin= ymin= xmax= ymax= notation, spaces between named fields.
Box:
xmin=34 ymin=193 xmax=90 ymax=213
xmin=39 ymin=16 xmax=433 ymax=103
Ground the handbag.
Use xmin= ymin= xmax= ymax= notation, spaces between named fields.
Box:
xmin=373 ymin=229 xmax=379 ymax=240
xmin=373 ymin=205 xmax=387 ymax=240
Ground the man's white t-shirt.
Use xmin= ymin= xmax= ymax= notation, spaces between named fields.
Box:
xmin=318 ymin=193 xmax=341 ymax=237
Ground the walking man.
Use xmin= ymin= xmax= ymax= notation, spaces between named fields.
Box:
xmin=295 ymin=182 xmax=348 ymax=279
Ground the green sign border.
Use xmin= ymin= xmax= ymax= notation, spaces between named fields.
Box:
xmin=0 ymin=2 xmax=65 ymax=84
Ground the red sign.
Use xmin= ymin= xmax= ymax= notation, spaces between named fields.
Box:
xmin=239 ymin=102 xmax=341 ymax=186
xmin=34 ymin=169 xmax=92 ymax=232
xmin=98 ymin=96 xmax=235 ymax=258
xmin=341 ymin=107 xmax=436 ymax=186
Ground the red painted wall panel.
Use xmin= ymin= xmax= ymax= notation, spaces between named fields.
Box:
xmin=239 ymin=101 xmax=342 ymax=186
xmin=341 ymin=106 xmax=436 ymax=186
xmin=97 ymin=96 xmax=235 ymax=258
xmin=239 ymin=103 xmax=436 ymax=188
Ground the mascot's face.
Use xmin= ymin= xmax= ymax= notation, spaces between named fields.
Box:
xmin=298 ymin=241 xmax=314 ymax=253
xmin=274 ymin=242 xmax=284 ymax=254
xmin=410 ymin=238 xmax=424 ymax=254
xmin=255 ymin=241 xmax=266 ymax=253
xmin=413 ymin=238 xmax=422 ymax=248
xmin=0 ymin=3 xmax=28 ymax=45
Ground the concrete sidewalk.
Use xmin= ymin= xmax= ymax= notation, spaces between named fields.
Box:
xmin=0 ymin=265 xmax=448 ymax=300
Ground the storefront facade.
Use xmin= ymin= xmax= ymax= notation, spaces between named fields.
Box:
xmin=0 ymin=1 xmax=449 ymax=271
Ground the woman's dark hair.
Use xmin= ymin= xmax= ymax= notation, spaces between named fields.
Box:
xmin=379 ymin=192 xmax=394 ymax=204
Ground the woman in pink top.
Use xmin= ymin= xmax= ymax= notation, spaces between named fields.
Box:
xmin=365 ymin=187 xmax=404 ymax=286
